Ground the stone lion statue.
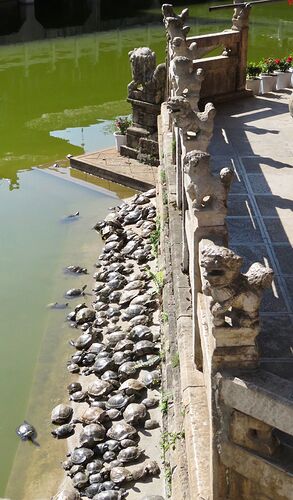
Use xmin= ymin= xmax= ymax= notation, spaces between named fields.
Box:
xmin=162 ymin=4 xmax=190 ymax=41
xmin=128 ymin=47 xmax=166 ymax=105
xmin=167 ymin=95 xmax=216 ymax=151
xmin=184 ymin=151 xmax=233 ymax=211
xmin=200 ymin=243 xmax=274 ymax=328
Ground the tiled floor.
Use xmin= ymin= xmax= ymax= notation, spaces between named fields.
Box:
xmin=210 ymin=90 xmax=293 ymax=379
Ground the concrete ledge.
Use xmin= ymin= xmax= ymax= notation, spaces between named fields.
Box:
xmin=220 ymin=370 xmax=293 ymax=436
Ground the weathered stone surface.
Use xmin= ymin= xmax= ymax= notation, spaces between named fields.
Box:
xmin=230 ymin=410 xmax=279 ymax=457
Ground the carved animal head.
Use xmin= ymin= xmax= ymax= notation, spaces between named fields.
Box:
xmin=162 ymin=5 xmax=190 ymax=40
xmin=167 ymin=96 xmax=193 ymax=126
xmin=201 ymin=244 xmax=243 ymax=288
xmin=172 ymin=56 xmax=194 ymax=76
xmin=128 ymin=47 xmax=156 ymax=82
xmin=183 ymin=150 xmax=210 ymax=175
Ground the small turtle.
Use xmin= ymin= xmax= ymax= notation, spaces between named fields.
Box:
xmin=133 ymin=340 xmax=157 ymax=357
xmin=104 ymin=439 xmax=121 ymax=453
xmin=124 ymin=281 xmax=145 ymax=293
xmin=47 ymin=302 xmax=69 ymax=309
xmin=87 ymin=380 xmax=113 ymax=398
xmin=86 ymin=459 xmax=103 ymax=474
xmin=75 ymin=307 xmax=96 ymax=324
xmin=119 ymin=379 xmax=146 ymax=395
xmin=72 ymin=471 xmax=88 ymax=489
xmin=131 ymin=459 xmax=160 ymax=481
xmin=106 ymin=332 xmax=126 ymax=346
xmin=105 ymin=394 xmax=130 ymax=411
xmin=51 ymin=404 xmax=73 ymax=425
xmin=123 ymin=403 xmax=147 ymax=425
xmin=69 ymin=332 xmax=93 ymax=350
xmin=119 ymin=289 xmax=140 ymax=306
xmin=128 ymin=325 xmax=152 ymax=341
xmin=103 ymin=451 xmax=116 ymax=462
xmin=129 ymin=314 xmax=149 ymax=327
xmin=66 ymin=265 xmax=87 ymax=274
xmin=79 ymin=423 xmax=106 ymax=447
xmin=144 ymin=419 xmax=160 ymax=430
xmin=71 ymin=447 xmax=94 ymax=465
xmin=120 ymin=438 xmax=137 ymax=448
xmin=16 ymin=421 xmax=36 ymax=442
xmin=118 ymin=361 xmax=139 ymax=378
xmin=110 ymin=467 xmax=133 ymax=485
xmin=94 ymin=490 xmax=126 ymax=499
xmin=85 ymin=483 xmax=101 ymax=498
xmin=113 ymin=339 xmax=134 ymax=353
xmin=106 ymin=409 xmax=122 ymax=421
xmin=67 ymin=211 xmax=80 ymax=218
xmin=51 ymin=423 xmax=75 ymax=439
xmin=67 ymin=464 xmax=85 ymax=478
xmin=113 ymin=350 xmax=132 ymax=366
xmin=67 ymin=362 xmax=80 ymax=373
xmin=70 ymin=390 xmax=87 ymax=403
xmin=66 ymin=285 xmax=87 ymax=297
xmin=74 ymin=407 xmax=107 ymax=425
xmin=92 ymin=356 xmax=114 ymax=375
xmin=141 ymin=397 xmax=159 ymax=409
xmin=107 ymin=422 xmax=137 ymax=442
xmin=117 ymin=446 xmax=143 ymax=463
xmin=141 ymin=370 xmax=161 ymax=387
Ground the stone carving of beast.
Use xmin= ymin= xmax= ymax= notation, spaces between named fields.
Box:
xmin=167 ymin=96 xmax=216 ymax=152
xmin=200 ymin=243 xmax=274 ymax=328
xmin=184 ymin=151 xmax=233 ymax=211
xmin=128 ymin=47 xmax=166 ymax=105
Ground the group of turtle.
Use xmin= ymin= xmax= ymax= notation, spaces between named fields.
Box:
xmin=52 ymin=189 xmax=165 ymax=500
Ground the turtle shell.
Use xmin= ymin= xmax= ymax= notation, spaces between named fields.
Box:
xmin=105 ymin=394 xmax=129 ymax=411
xmin=109 ymin=467 xmax=133 ymax=485
xmin=113 ymin=351 xmax=132 ymax=366
xmin=107 ymin=422 xmax=137 ymax=442
xmin=113 ymin=339 xmax=134 ymax=352
xmin=118 ymin=362 xmax=139 ymax=378
xmin=70 ymin=390 xmax=87 ymax=403
xmin=129 ymin=315 xmax=149 ymax=327
xmin=119 ymin=379 xmax=146 ymax=395
xmin=123 ymin=403 xmax=147 ymax=425
xmin=133 ymin=340 xmax=156 ymax=357
xmin=124 ymin=281 xmax=145 ymax=292
xmin=79 ymin=423 xmax=106 ymax=447
xmin=128 ymin=325 xmax=152 ymax=341
xmin=72 ymin=471 xmax=88 ymax=489
xmin=87 ymin=380 xmax=113 ymax=398
xmin=117 ymin=446 xmax=143 ymax=463
xmin=51 ymin=404 xmax=73 ymax=425
xmin=67 ymin=382 xmax=82 ymax=395
xmin=71 ymin=447 xmax=94 ymax=465
xmin=52 ymin=490 xmax=81 ymax=500
xmin=92 ymin=357 xmax=114 ymax=374
xmin=51 ymin=423 xmax=75 ymax=439
xmin=70 ymin=332 xmax=93 ymax=350
xmin=86 ymin=459 xmax=103 ymax=474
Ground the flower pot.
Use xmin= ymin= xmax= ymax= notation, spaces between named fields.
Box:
xmin=260 ymin=74 xmax=277 ymax=94
xmin=114 ymin=132 xmax=126 ymax=153
xmin=274 ymin=70 xmax=292 ymax=90
xmin=246 ymin=77 xmax=261 ymax=95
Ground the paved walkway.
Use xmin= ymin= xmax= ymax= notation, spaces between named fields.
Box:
xmin=70 ymin=147 xmax=158 ymax=191
xmin=210 ymin=90 xmax=293 ymax=381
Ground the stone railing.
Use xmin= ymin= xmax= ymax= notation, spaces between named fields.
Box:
xmin=162 ymin=3 xmax=252 ymax=104
xmin=158 ymin=4 xmax=293 ymax=499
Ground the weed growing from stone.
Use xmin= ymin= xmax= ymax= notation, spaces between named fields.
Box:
xmin=171 ymin=352 xmax=180 ymax=368
xmin=149 ymin=217 xmax=161 ymax=257
xmin=161 ymin=311 xmax=169 ymax=323
xmin=161 ymin=169 xmax=166 ymax=184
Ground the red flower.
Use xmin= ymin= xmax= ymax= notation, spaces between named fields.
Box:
xmin=275 ymin=58 xmax=281 ymax=64
xmin=287 ymin=56 xmax=293 ymax=63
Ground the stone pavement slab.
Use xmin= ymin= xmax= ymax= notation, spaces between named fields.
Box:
xmin=210 ymin=90 xmax=293 ymax=378
xmin=70 ymin=147 xmax=158 ymax=191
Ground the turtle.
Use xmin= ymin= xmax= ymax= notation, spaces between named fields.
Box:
xmin=67 ymin=362 xmax=80 ymax=373
xmin=123 ymin=403 xmax=147 ymax=425
xmin=104 ymin=439 xmax=121 ymax=453
xmin=71 ymin=447 xmax=94 ymax=465
xmin=66 ymin=265 xmax=88 ymax=274
xmin=113 ymin=339 xmax=134 ymax=353
xmin=130 ymin=459 xmax=160 ymax=481
xmin=101 ymin=370 xmax=119 ymax=383
xmin=119 ymin=379 xmax=146 ymax=396
xmin=106 ymin=332 xmax=126 ymax=346
xmin=52 ymin=490 xmax=81 ymax=500
xmin=144 ymin=419 xmax=160 ymax=430
xmin=133 ymin=340 xmax=157 ymax=357
xmin=79 ymin=424 xmax=106 ymax=447
xmin=93 ymin=491 xmax=125 ymax=500
xmin=107 ymin=422 xmax=137 ymax=442
xmin=67 ymin=464 xmax=85 ymax=478
xmin=129 ymin=315 xmax=150 ymax=327
xmin=141 ymin=369 xmax=161 ymax=387
xmin=106 ymin=409 xmax=122 ymax=421
xmin=69 ymin=333 xmax=93 ymax=350
xmin=121 ymin=305 xmax=147 ymax=321
xmin=62 ymin=458 xmax=73 ymax=470
xmin=133 ymin=194 xmax=150 ymax=205
xmin=51 ymin=404 xmax=73 ymax=425
xmin=105 ymin=394 xmax=130 ymax=411
xmin=70 ymin=390 xmax=87 ymax=403
xmin=85 ymin=483 xmax=101 ymax=498
xmin=109 ymin=467 xmax=133 ymax=485
xmin=123 ymin=281 xmax=145 ymax=292
xmin=72 ymin=471 xmax=88 ymax=489
xmin=128 ymin=325 xmax=152 ymax=341
xmin=92 ymin=357 xmax=114 ymax=375
xmin=118 ymin=361 xmax=139 ymax=379
xmin=75 ymin=307 xmax=96 ymax=324
xmin=117 ymin=446 xmax=143 ymax=463
xmin=121 ymin=240 xmax=140 ymax=256
xmin=67 ymin=311 xmax=76 ymax=322
xmin=87 ymin=380 xmax=113 ymax=398
xmin=47 ymin=302 xmax=69 ymax=309
xmin=141 ymin=397 xmax=159 ymax=409
xmin=67 ymin=211 xmax=80 ymax=218
xmin=113 ymin=351 xmax=132 ymax=366
xmin=16 ymin=421 xmax=36 ymax=442
xmin=98 ymin=480 xmax=118 ymax=491
xmin=120 ymin=438 xmax=137 ymax=449
xmin=51 ymin=423 xmax=75 ymax=439
xmin=106 ymin=306 xmax=121 ymax=319
xmin=103 ymin=451 xmax=116 ymax=462
xmin=74 ymin=407 xmax=107 ymax=425
xmin=118 ymin=289 xmax=140 ymax=306
xmin=82 ymin=352 xmax=97 ymax=366
xmin=140 ymin=356 xmax=161 ymax=370
xmin=144 ymin=188 xmax=156 ymax=198
xmin=66 ymin=285 xmax=87 ymax=297
xmin=86 ymin=459 xmax=103 ymax=474
xmin=130 ymin=293 xmax=154 ymax=307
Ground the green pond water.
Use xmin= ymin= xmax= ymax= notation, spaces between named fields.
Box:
xmin=0 ymin=2 xmax=292 ymax=498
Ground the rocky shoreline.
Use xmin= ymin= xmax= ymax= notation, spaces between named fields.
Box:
xmin=51 ymin=189 xmax=165 ymax=500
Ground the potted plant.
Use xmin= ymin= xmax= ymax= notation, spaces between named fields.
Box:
xmin=274 ymin=56 xmax=292 ymax=90
xmin=260 ymin=58 xmax=278 ymax=94
xmin=246 ymin=62 xmax=262 ymax=95
xmin=113 ymin=116 xmax=132 ymax=153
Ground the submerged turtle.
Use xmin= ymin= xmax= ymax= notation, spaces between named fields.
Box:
xmin=16 ymin=421 xmax=36 ymax=442
xmin=66 ymin=265 xmax=87 ymax=274
xmin=47 ymin=302 xmax=69 ymax=309
xmin=66 ymin=285 xmax=87 ymax=297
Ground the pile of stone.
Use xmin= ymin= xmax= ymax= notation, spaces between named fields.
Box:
xmin=51 ymin=189 xmax=165 ymax=500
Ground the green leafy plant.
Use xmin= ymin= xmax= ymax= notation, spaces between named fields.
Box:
xmin=160 ymin=394 xmax=170 ymax=415
xmin=260 ymin=58 xmax=278 ymax=74
xmin=147 ymin=269 xmax=164 ymax=292
xmin=149 ymin=218 xmax=161 ymax=257
xmin=114 ymin=115 xmax=132 ymax=135
xmin=160 ymin=169 xmax=166 ymax=184
xmin=246 ymin=62 xmax=261 ymax=79
xmin=171 ymin=352 xmax=180 ymax=368
xmin=161 ymin=311 xmax=169 ymax=323
xmin=274 ymin=56 xmax=293 ymax=72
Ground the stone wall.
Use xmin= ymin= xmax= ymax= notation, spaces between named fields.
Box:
xmin=157 ymin=4 xmax=293 ymax=499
